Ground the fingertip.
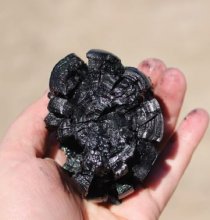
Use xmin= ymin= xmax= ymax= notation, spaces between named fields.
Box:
xmin=155 ymin=67 xmax=187 ymax=115
xmin=156 ymin=67 xmax=187 ymax=94
xmin=138 ymin=58 xmax=166 ymax=73
xmin=188 ymin=108 xmax=209 ymax=118
xmin=176 ymin=108 xmax=209 ymax=150
xmin=138 ymin=58 xmax=167 ymax=86
xmin=185 ymin=108 xmax=209 ymax=129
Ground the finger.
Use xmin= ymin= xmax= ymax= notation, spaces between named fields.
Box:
xmin=110 ymin=109 xmax=209 ymax=220
xmin=138 ymin=58 xmax=167 ymax=86
xmin=0 ymin=93 xmax=49 ymax=157
xmin=45 ymin=132 xmax=66 ymax=166
xmin=147 ymin=109 xmax=209 ymax=211
xmin=155 ymin=68 xmax=186 ymax=142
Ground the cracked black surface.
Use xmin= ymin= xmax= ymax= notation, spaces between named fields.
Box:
xmin=45 ymin=49 xmax=164 ymax=204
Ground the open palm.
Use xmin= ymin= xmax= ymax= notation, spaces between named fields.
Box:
xmin=0 ymin=59 xmax=208 ymax=220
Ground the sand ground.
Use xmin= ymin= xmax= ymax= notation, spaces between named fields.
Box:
xmin=0 ymin=0 xmax=210 ymax=219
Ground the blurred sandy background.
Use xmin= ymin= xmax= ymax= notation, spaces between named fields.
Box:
xmin=0 ymin=0 xmax=209 ymax=219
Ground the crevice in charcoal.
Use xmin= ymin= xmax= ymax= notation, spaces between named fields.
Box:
xmin=109 ymin=76 xmax=125 ymax=92
xmin=143 ymin=90 xmax=155 ymax=100
xmin=98 ymin=105 xmax=119 ymax=118
xmin=138 ymin=113 xmax=159 ymax=127
xmin=49 ymin=91 xmax=66 ymax=99
xmin=97 ymin=66 xmax=103 ymax=88
xmin=48 ymin=111 xmax=65 ymax=119
xmin=61 ymin=136 xmax=84 ymax=154
xmin=138 ymin=138 xmax=159 ymax=147
xmin=66 ymin=79 xmax=82 ymax=99
xmin=124 ymin=103 xmax=141 ymax=115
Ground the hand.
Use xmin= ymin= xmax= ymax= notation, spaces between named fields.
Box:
xmin=0 ymin=59 xmax=208 ymax=220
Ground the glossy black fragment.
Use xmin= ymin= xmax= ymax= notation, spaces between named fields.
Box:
xmin=45 ymin=49 xmax=164 ymax=204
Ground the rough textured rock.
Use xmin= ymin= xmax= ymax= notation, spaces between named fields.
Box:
xmin=45 ymin=49 xmax=164 ymax=204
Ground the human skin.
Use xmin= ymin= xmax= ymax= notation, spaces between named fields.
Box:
xmin=0 ymin=58 xmax=209 ymax=220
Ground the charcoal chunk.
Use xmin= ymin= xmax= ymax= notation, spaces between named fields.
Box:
xmin=45 ymin=49 xmax=164 ymax=204
xmin=115 ymin=183 xmax=134 ymax=199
